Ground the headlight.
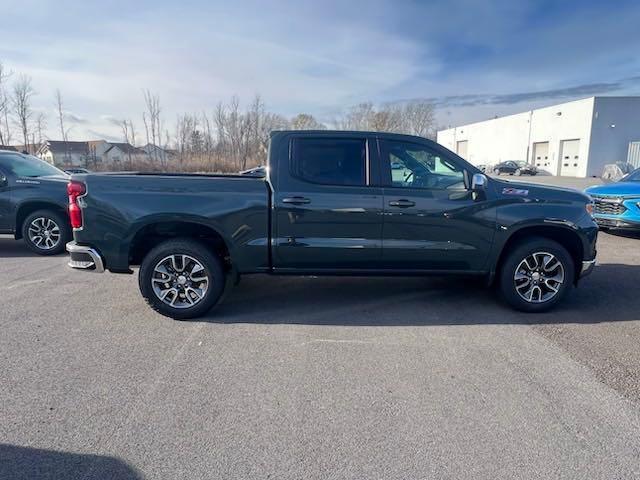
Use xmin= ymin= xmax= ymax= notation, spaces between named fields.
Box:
xmin=586 ymin=203 xmax=594 ymax=216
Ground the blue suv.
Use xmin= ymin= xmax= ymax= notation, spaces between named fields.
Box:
xmin=586 ymin=169 xmax=640 ymax=230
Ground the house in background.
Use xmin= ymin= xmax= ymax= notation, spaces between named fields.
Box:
xmin=86 ymin=140 xmax=111 ymax=164
xmin=103 ymin=143 xmax=147 ymax=164
xmin=38 ymin=140 xmax=91 ymax=167
xmin=13 ymin=144 xmax=42 ymax=155
xmin=35 ymin=139 xmax=169 ymax=167
xmin=142 ymin=143 xmax=175 ymax=163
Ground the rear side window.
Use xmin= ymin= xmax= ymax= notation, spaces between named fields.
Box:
xmin=291 ymin=138 xmax=366 ymax=186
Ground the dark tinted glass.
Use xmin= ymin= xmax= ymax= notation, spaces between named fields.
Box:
xmin=0 ymin=153 xmax=64 ymax=177
xmin=381 ymin=140 xmax=464 ymax=190
xmin=292 ymin=138 xmax=366 ymax=186
xmin=624 ymin=169 xmax=640 ymax=181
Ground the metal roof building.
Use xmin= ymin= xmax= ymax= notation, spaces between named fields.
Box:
xmin=437 ymin=97 xmax=640 ymax=177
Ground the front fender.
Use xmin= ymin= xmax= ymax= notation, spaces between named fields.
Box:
xmin=486 ymin=200 xmax=598 ymax=277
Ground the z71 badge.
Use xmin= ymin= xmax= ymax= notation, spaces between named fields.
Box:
xmin=502 ymin=187 xmax=529 ymax=196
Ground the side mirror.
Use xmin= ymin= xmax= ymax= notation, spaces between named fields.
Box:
xmin=472 ymin=173 xmax=487 ymax=191
xmin=0 ymin=174 xmax=7 ymax=188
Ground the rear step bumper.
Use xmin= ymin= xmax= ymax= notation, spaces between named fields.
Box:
xmin=66 ymin=241 xmax=105 ymax=273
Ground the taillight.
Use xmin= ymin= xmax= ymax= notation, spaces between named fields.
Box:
xmin=67 ymin=181 xmax=86 ymax=229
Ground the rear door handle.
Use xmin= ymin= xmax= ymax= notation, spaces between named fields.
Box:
xmin=388 ymin=199 xmax=415 ymax=208
xmin=282 ymin=196 xmax=311 ymax=205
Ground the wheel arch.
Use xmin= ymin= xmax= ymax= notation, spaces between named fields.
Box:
xmin=15 ymin=201 xmax=69 ymax=239
xmin=493 ymin=224 xmax=585 ymax=284
xmin=128 ymin=220 xmax=232 ymax=271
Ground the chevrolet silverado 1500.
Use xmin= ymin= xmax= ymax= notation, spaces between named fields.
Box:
xmin=66 ymin=131 xmax=597 ymax=319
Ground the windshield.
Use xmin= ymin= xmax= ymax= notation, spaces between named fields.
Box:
xmin=622 ymin=169 xmax=640 ymax=182
xmin=0 ymin=153 xmax=66 ymax=178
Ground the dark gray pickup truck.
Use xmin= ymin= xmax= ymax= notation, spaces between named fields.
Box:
xmin=0 ymin=151 xmax=71 ymax=254
xmin=67 ymin=131 xmax=597 ymax=319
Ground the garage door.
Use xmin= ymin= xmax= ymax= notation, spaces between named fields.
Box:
xmin=456 ymin=140 xmax=468 ymax=159
xmin=560 ymin=139 xmax=580 ymax=177
xmin=532 ymin=142 xmax=550 ymax=171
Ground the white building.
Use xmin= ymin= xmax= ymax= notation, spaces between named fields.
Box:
xmin=437 ymin=97 xmax=640 ymax=177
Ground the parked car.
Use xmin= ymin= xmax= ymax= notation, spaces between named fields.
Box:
xmin=0 ymin=151 xmax=71 ymax=254
xmin=64 ymin=168 xmax=90 ymax=175
xmin=585 ymin=168 xmax=640 ymax=230
xmin=493 ymin=161 xmax=537 ymax=176
xmin=67 ymin=131 xmax=597 ymax=319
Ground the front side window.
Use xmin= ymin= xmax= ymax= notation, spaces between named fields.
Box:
xmin=381 ymin=140 xmax=465 ymax=190
xmin=0 ymin=153 xmax=65 ymax=178
xmin=291 ymin=138 xmax=366 ymax=186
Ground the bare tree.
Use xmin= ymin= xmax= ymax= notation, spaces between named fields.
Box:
xmin=333 ymin=100 xmax=436 ymax=138
xmin=0 ymin=62 xmax=12 ymax=145
xmin=142 ymin=112 xmax=150 ymax=152
xmin=117 ymin=119 xmax=138 ymax=168
xmin=35 ymin=112 xmax=46 ymax=145
xmin=55 ymin=88 xmax=72 ymax=162
xmin=175 ymin=113 xmax=197 ymax=162
xmin=291 ymin=113 xmax=324 ymax=130
xmin=143 ymin=89 xmax=162 ymax=164
xmin=120 ymin=119 xmax=130 ymax=144
xmin=55 ymin=89 xmax=68 ymax=141
xmin=400 ymin=100 xmax=436 ymax=139
xmin=13 ymin=75 xmax=36 ymax=152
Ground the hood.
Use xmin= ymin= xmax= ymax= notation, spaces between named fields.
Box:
xmin=493 ymin=178 xmax=590 ymax=203
xmin=585 ymin=181 xmax=640 ymax=197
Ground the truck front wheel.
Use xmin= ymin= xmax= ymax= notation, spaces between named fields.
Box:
xmin=498 ymin=237 xmax=574 ymax=312
xmin=22 ymin=209 xmax=70 ymax=255
xmin=139 ymin=239 xmax=226 ymax=320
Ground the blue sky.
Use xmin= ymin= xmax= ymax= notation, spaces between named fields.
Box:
xmin=2 ymin=0 xmax=639 ymax=141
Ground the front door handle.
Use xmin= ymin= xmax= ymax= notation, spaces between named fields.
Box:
xmin=388 ymin=199 xmax=415 ymax=208
xmin=282 ymin=196 xmax=311 ymax=205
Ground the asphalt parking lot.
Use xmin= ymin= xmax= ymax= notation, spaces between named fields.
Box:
xmin=3 ymin=175 xmax=640 ymax=479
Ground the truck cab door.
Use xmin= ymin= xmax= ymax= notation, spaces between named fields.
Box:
xmin=273 ymin=134 xmax=384 ymax=271
xmin=0 ymin=167 xmax=12 ymax=232
xmin=379 ymin=138 xmax=495 ymax=272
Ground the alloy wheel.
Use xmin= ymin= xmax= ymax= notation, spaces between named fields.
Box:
xmin=151 ymin=254 xmax=210 ymax=309
xmin=28 ymin=217 xmax=61 ymax=250
xmin=514 ymin=251 xmax=565 ymax=303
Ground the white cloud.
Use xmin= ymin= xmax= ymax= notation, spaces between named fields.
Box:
xmin=1 ymin=0 xmax=639 ymax=139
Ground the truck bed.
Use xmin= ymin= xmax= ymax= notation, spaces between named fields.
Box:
xmin=72 ymin=173 xmax=271 ymax=273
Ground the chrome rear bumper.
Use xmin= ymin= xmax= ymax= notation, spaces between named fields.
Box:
xmin=66 ymin=241 xmax=105 ymax=273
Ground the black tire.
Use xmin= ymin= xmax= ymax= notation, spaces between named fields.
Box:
xmin=515 ymin=168 xmax=522 ymax=176
xmin=498 ymin=237 xmax=574 ymax=313
xmin=493 ymin=168 xmax=500 ymax=175
xmin=22 ymin=209 xmax=70 ymax=255
xmin=138 ymin=238 xmax=226 ymax=320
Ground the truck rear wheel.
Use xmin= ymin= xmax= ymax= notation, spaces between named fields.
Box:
xmin=498 ymin=237 xmax=574 ymax=313
xmin=139 ymin=239 xmax=226 ymax=320
xmin=22 ymin=209 xmax=70 ymax=255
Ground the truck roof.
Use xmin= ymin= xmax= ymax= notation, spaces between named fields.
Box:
xmin=270 ymin=129 xmax=433 ymax=143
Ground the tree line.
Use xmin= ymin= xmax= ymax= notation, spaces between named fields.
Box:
xmin=0 ymin=61 xmax=437 ymax=172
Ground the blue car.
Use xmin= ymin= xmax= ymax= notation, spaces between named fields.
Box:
xmin=585 ymin=169 xmax=640 ymax=230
